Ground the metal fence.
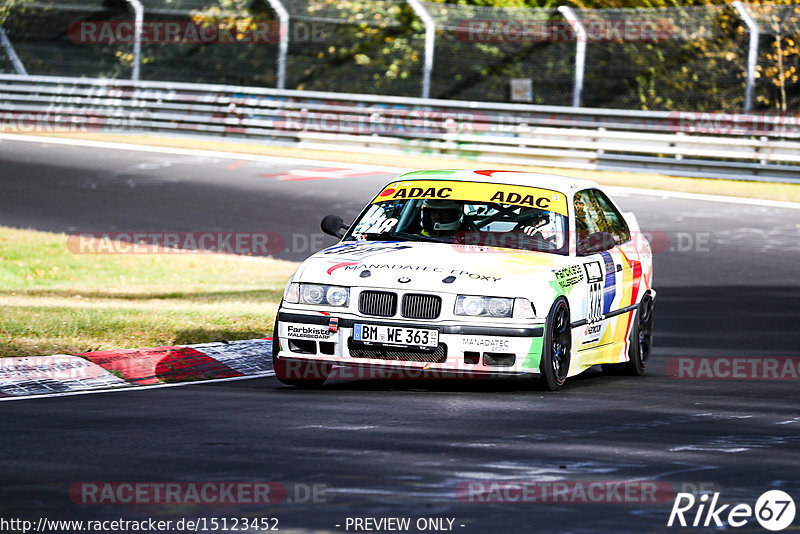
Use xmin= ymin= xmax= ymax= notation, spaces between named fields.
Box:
xmin=2 ymin=74 xmax=799 ymax=182
xmin=1 ymin=1 xmax=799 ymax=112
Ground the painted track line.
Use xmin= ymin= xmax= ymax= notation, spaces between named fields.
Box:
xmin=0 ymin=133 xmax=411 ymax=173
xmin=1 ymin=133 xmax=798 ymax=209
xmin=606 ymin=185 xmax=800 ymax=211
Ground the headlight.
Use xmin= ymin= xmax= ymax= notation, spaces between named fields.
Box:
xmin=455 ymin=296 xmax=514 ymax=317
xmin=286 ymin=283 xmax=350 ymax=307
xmin=326 ymin=286 xmax=349 ymax=307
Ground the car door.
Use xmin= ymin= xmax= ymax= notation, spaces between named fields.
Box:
xmin=573 ymin=189 xmax=634 ymax=350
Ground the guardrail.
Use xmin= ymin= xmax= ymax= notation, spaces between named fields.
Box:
xmin=1 ymin=74 xmax=799 ymax=183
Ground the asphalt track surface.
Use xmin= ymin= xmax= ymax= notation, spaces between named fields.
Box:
xmin=1 ymin=137 xmax=799 ymax=533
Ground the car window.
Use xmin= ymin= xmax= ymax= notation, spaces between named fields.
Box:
xmin=591 ymin=189 xmax=631 ymax=245
xmin=573 ymin=189 xmax=603 ymax=242
xmin=348 ymin=198 xmax=569 ymax=255
xmin=574 ymin=189 xmax=626 ymax=254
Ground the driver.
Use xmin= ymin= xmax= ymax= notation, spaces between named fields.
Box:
xmin=420 ymin=199 xmax=464 ymax=236
xmin=515 ymin=210 xmax=550 ymax=237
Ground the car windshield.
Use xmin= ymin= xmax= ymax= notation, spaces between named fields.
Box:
xmin=345 ymin=181 xmax=569 ymax=255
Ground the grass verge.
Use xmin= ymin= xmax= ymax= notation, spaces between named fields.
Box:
xmin=10 ymin=131 xmax=800 ymax=203
xmin=0 ymin=226 xmax=297 ymax=358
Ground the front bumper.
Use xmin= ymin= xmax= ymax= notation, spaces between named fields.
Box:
xmin=275 ymin=310 xmax=545 ymax=378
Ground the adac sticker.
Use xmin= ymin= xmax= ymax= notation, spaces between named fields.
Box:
xmin=372 ymin=180 xmax=568 ymax=217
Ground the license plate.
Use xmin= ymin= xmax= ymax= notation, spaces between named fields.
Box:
xmin=353 ymin=323 xmax=438 ymax=348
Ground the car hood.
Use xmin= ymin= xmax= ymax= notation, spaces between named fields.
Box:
xmin=293 ymin=240 xmax=573 ymax=296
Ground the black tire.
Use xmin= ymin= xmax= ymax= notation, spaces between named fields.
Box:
xmin=537 ymin=298 xmax=571 ymax=391
xmin=604 ymin=293 xmax=654 ymax=376
xmin=272 ymin=316 xmax=331 ymax=388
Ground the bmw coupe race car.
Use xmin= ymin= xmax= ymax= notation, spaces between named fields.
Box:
xmin=273 ymin=169 xmax=654 ymax=390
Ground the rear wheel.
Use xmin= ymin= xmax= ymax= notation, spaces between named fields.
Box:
xmin=537 ymin=298 xmax=571 ymax=391
xmin=272 ymin=316 xmax=331 ymax=388
xmin=604 ymin=294 xmax=654 ymax=376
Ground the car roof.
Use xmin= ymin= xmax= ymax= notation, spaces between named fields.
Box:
xmin=395 ymin=169 xmax=600 ymax=195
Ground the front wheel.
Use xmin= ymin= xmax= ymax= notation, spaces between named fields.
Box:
xmin=537 ymin=298 xmax=571 ymax=391
xmin=272 ymin=316 xmax=331 ymax=388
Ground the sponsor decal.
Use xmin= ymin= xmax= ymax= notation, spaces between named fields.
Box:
xmin=554 ymin=265 xmax=584 ymax=288
xmin=338 ymin=263 xmax=502 ymax=282
xmin=462 ymin=337 xmax=510 ymax=351
xmin=322 ymin=242 xmax=413 ymax=259
xmin=327 ymin=261 xmax=360 ymax=275
xmin=489 ymin=190 xmax=555 ymax=210
xmin=581 ymin=323 xmax=602 ymax=345
xmin=287 ymin=325 xmax=334 ymax=341
xmin=373 ymin=180 xmax=568 ymax=217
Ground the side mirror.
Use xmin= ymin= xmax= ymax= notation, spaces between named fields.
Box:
xmin=577 ymin=231 xmax=617 ymax=256
xmin=321 ymin=215 xmax=349 ymax=239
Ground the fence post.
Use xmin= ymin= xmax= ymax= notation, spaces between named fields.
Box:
xmin=558 ymin=6 xmax=586 ymax=108
xmin=264 ymin=0 xmax=289 ymax=89
xmin=407 ymin=0 xmax=435 ymax=99
xmin=732 ymin=2 xmax=759 ymax=112
xmin=125 ymin=0 xmax=143 ymax=80
xmin=0 ymin=23 xmax=27 ymax=75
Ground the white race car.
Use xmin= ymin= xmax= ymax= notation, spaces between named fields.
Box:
xmin=273 ymin=170 xmax=654 ymax=390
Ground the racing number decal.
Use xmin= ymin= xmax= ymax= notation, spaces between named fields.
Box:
xmin=587 ymin=282 xmax=603 ymax=324
xmin=584 ymin=261 xmax=603 ymax=324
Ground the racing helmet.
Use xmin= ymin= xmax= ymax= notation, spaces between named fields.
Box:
xmin=527 ymin=209 xmax=550 ymax=227
xmin=421 ymin=199 xmax=464 ymax=233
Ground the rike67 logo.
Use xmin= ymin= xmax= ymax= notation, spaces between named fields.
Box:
xmin=668 ymin=490 xmax=796 ymax=531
